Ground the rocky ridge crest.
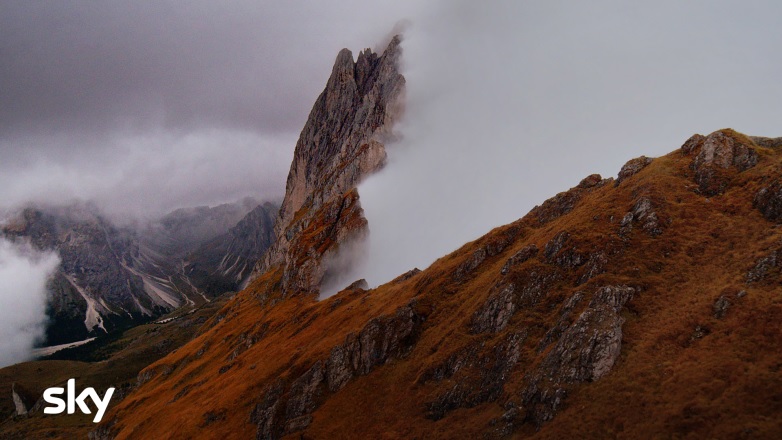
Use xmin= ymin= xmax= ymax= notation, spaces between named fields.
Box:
xmin=89 ymin=128 xmax=782 ymax=439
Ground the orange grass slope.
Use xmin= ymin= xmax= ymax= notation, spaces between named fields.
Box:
xmin=94 ymin=129 xmax=782 ymax=439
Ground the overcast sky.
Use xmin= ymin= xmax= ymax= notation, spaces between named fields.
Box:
xmin=1 ymin=1 xmax=781 ymax=287
xmin=349 ymin=0 xmax=782 ymax=286
xmin=0 ymin=0 xmax=419 ymax=218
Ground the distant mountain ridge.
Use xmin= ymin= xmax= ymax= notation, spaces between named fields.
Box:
xmin=183 ymin=201 xmax=278 ymax=296
xmin=141 ymin=197 xmax=261 ymax=258
xmin=1 ymin=198 xmax=278 ymax=345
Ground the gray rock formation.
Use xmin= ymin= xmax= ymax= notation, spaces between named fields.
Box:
xmin=251 ymin=301 xmax=423 ymax=438
xmin=754 ymin=181 xmax=782 ymax=222
xmin=713 ymin=295 xmax=731 ymax=319
xmin=501 ymin=244 xmax=538 ymax=275
xmin=625 ymin=196 xmax=663 ymax=236
xmin=453 ymin=227 xmax=519 ymax=282
xmin=252 ymin=36 xmax=405 ymax=295
xmin=471 ymin=269 xmax=560 ymax=334
xmin=529 ymin=174 xmax=610 ymax=226
xmin=682 ymin=130 xmax=759 ymax=196
xmin=424 ymin=330 xmax=527 ymax=420
xmin=746 ymin=244 xmax=782 ymax=284
xmin=616 ymin=156 xmax=653 ymax=185
xmin=749 ymin=136 xmax=782 ymax=149
xmin=11 ymin=383 xmax=33 ymax=416
xmin=522 ymin=285 xmax=635 ymax=425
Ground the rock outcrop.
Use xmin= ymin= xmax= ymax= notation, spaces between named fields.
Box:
xmin=252 ymin=36 xmax=405 ymax=296
xmin=746 ymin=244 xmax=782 ymax=284
xmin=754 ymin=180 xmax=782 ymax=222
xmin=522 ymin=285 xmax=634 ymax=425
xmin=616 ymin=156 xmax=653 ymax=185
xmin=682 ymin=129 xmax=759 ymax=196
xmin=252 ymin=301 xmax=424 ymax=438
xmin=425 ymin=330 xmax=526 ymax=421
xmin=11 ymin=383 xmax=34 ymax=416
xmin=621 ymin=196 xmax=663 ymax=237
xmin=529 ymin=174 xmax=610 ymax=226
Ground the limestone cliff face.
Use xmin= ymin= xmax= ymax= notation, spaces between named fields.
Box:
xmin=253 ymin=35 xmax=405 ymax=295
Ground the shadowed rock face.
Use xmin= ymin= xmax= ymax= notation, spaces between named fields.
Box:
xmin=184 ymin=202 xmax=278 ymax=295
xmin=253 ymin=36 xmax=406 ymax=296
xmin=754 ymin=181 xmax=782 ymax=222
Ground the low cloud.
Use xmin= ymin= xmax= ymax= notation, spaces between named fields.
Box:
xmin=351 ymin=0 xmax=782 ymax=287
xmin=0 ymin=237 xmax=60 ymax=368
xmin=0 ymin=128 xmax=295 ymax=221
xmin=0 ymin=1 xmax=421 ymax=219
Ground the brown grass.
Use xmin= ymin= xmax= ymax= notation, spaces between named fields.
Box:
xmin=36 ymin=131 xmax=782 ymax=439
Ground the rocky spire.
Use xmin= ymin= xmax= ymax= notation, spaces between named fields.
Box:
xmin=252 ymin=36 xmax=405 ymax=295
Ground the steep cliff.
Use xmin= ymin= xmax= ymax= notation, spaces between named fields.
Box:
xmin=253 ymin=35 xmax=405 ymax=295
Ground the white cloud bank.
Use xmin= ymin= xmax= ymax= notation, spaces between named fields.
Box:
xmin=0 ymin=238 xmax=60 ymax=368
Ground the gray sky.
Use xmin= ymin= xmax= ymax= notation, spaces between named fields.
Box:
xmin=0 ymin=0 xmax=419 ymax=217
xmin=351 ymin=0 xmax=782 ymax=286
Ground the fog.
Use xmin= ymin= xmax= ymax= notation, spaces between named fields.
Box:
xmin=0 ymin=1 xmax=420 ymax=219
xmin=351 ymin=0 xmax=782 ymax=287
xmin=0 ymin=238 xmax=60 ymax=368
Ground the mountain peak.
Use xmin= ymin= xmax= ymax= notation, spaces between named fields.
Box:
xmin=253 ymin=35 xmax=405 ymax=295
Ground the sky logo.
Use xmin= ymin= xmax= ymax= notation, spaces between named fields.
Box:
xmin=42 ymin=379 xmax=115 ymax=423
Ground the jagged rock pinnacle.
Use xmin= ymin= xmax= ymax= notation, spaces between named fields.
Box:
xmin=252 ymin=35 xmax=405 ymax=295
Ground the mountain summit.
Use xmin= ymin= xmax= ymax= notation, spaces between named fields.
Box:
xmin=254 ymin=35 xmax=405 ymax=295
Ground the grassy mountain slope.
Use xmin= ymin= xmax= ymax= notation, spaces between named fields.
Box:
xmin=93 ymin=129 xmax=782 ymax=439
